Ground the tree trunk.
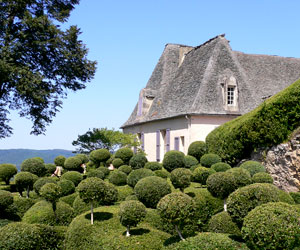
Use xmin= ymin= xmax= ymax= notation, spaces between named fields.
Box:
xmin=126 ymin=226 xmax=130 ymax=237
xmin=52 ymin=202 xmax=58 ymax=222
xmin=91 ymin=202 xmax=94 ymax=225
xmin=224 ymin=198 xmax=227 ymax=211
xmin=26 ymin=186 xmax=30 ymax=198
xmin=175 ymin=225 xmax=185 ymax=241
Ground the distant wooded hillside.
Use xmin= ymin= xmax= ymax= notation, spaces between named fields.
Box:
xmin=0 ymin=149 xmax=74 ymax=170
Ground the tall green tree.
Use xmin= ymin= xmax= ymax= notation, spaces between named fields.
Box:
xmin=72 ymin=128 xmax=139 ymax=153
xmin=0 ymin=0 xmax=96 ymax=138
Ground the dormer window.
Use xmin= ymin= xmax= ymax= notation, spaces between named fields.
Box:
xmin=221 ymin=75 xmax=239 ymax=111
xmin=227 ymin=87 xmax=235 ymax=105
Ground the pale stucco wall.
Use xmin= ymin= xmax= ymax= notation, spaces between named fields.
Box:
xmin=123 ymin=115 xmax=238 ymax=162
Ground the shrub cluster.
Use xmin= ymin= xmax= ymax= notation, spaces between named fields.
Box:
xmin=89 ymin=149 xmax=111 ymax=166
xmin=98 ymin=166 xmax=110 ymax=177
xmin=86 ymin=169 xmax=105 ymax=180
xmin=240 ymin=161 xmax=266 ymax=176
xmin=207 ymin=211 xmax=240 ymax=235
xmin=290 ymin=191 xmax=300 ymax=204
xmin=127 ymin=168 xmax=155 ymax=188
xmin=108 ymin=170 xmax=127 ymax=186
xmin=200 ymin=153 xmax=221 ymax=167
xmin=144 ymin=161 xmax=162 ymax=171
xmin=21 ymin=158 xmax=46 ymax=177
xmin=193 ymin=166 xmax=216 ymax=185
xmin=44 ymin=163 xmax=56 ymax=175
xmin=162 ymin=150 xmax=185 ymax=172
xmin=64 ymin=156 xmax=82 ymax=171
xmin=170 ymin=168 xmax=192 ymax=191
xmin=54 ymin=155 xmax=66 ymax=167
xmin=154 ymin=169 xmax=169 ymax=179
xmin=206 ymin=79 xmax=300 ymax=164
xmin=115 ymin=148 xmax=134 ymax=164
xmin=211 ymin=162 xmax=231 ymax=172
xmin=183 ymin=155 xmax=198 ymax=169
xmin=187 ymin=141 xmax=207 ymax=160
xmin=252 ymin=172 xmax=273 ymax=184
xmin=112 ymin=158 xmax=124 ymax=168
xmin=226 ymin=167 xmax=252 ymax=188
xmin=33 ymin=177 xmax=57 ymax=195
xmin=129 ymin=154 xmax=148 ymax=169
xmin=118 ymin=165 xmax=132 ymax=175
xmin=15 ymin=172 xmax=38 ymax=197
xmin=58 ymin=179 xmax=75 ymax=196
xmin=61 ymin=171 xmax=83 ymax=186
xmin=0 ymin=190 xmax=13 ymax=210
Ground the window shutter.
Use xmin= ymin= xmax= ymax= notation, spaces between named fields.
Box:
xmin=141 ymin=132 xmax=144 ymax=151
xmin=133 ymin=138 xmax=137 ymax=154
xmin=166 ymin=129 xmax=170 ymax=152
xmin=156 ymin=130 xmax=160 ymax=162
xmin=174 ymin=137 xmax=179 ymax=151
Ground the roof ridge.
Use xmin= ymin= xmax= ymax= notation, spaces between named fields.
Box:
xmin=234 ymin=50 xmax=300 ymax=60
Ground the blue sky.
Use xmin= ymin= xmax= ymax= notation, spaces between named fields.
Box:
xmin=0 ymin=0 xmax=300 ymax=150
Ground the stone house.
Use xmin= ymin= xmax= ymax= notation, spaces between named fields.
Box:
xmin=121 ymin=34 xmax=300 ymax=162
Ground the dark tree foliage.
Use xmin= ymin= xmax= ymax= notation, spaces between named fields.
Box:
xmin=0 ymin=0 xmax=96 ymax=138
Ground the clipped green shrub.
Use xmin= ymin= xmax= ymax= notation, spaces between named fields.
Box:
xmin=240 ymin=161 xmax=266 ymax=176
xmin=58 ymin=179 xmax=75 ymax=196
xmin=157 ymin=192 xmax=196 ymax=240
xmin=108 ymin=170 xmax=127 ymax=186
xmin=116 ymin=185 xmax=133 ymax=201
xmin=64 ymin=156 xmax=82 ymax=171
xmin=170 ymin=168 xmax=192 ymax=191
xmin=211 ymin=162 xmax=231 ymax=172
xmin=33 ymin=177 xmax=57 ymax=195
xmin=227 ymin=167 xmax=252 ymax=188
xmin=227 ymin=183 xmax=281 ymax=227
xmin=163 ymin=232 xmax=249 ymax=250
xmin=207 ymin=211 xmax=240 ymax=235
xmin=190 ymin=165 xmax=198 ymax=172
xmin=0 ymin=190 xmax=13 ymax=210
xmin=118 ymin=165 xmax=132 ymax=175
xmin=15 ymin=172 xmax=38 ymax=197
xmin=134 ymin=176 xmax=171 ymax=208
xmin=192 ymin=166 xmax=216 ymax=185
xmin=183 ymin=155 xmax=199 ymax=168
xmin=162 ymin=150 xmax=185 ymax=172
xmin=129 ymin=154 xmax=148 ymax=169
xmin=115 ymin=148 xmax=134 ymax=164
xmin=98 ymin=166 xmax=110 ymax=177
xmin=40 ymin=183 xmax=62 ymax=215
xmin=277 ymin=189 xmax=295 ymax=204
xmin=59 ymin=192 xmax=78 ymax=207
xmin=100 ymin=182 xmax=118 ymax=205
xmin=0 ymin=222 xmax=64 ymax=250
xmin=61 ymin=171 xmax=83 ymax=186
xmin=200 ymin=153 xmax=221 ymax=167
xmin=242 ymin=202 xmax=300 ymax=249
xmin=0 ymin=164 xmax=17 ymax=185
xmin=119 ymin=200 xmax=147 ymax=236
xmin=11 ymin=196 xmax=35 ymax=218
xmin=73 ymin=195 xmax=97 ymax=216
xmin=206 ymin=80 xmax=300 ymax=164
xmin=76 ymin=154 xmax=89 ymax=164
xmin=290 ymin=192 xmax=300 ymax=204
xmin=44 ymin=163 xmax=56 ymax=175
xmin=54 ymin=155 xmax=66 ymax=166
xmin=112 ymin=158 xmax=124 ymax=168
xmin=125 ymin=194 xmax=138 ymax=201
xmin=252 ymin=172 xmax=273 ymax=184
xmin=89 ymin=149 xmax=111 ymax=165
xmin=154 ymin=169 xmax=169 ymax=179
xmin=144 ymin=161 xmax=162 ymax=171
xmin=187 ymin=141 xmax=207 ymax=160
xmin=127 ymin=168 xmax=155 ymax=188
xmin=86 ymin=169 xmax=105 ymax=180
xmin=21 ymin=158 xmax=46 ymax=177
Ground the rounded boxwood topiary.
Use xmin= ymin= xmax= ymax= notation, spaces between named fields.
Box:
xmin=227 ymin=183 xmax=281 ymax=227
xmin=0 ymin=190 xmax=13 ymax=210
xmin=0 ymin=164 xmax=17 ymax=185
xmin=183 ymin=155 xmax=199 ymax=169
xmin=21 ymin=158 xmax=46 ymax=177
xmin=207 ymin=211 xmax=240 ymax=235
xmin=33 ymin=177 xmax=57 ymax=195
xmin=144 ymin=161 xmax=163 ymax=171
xmin=112 ymin=158 xmax=124 ymax=168
xmin=211 ymin=162 xmax=231 ymax=172
xmin=200 ymin=153 xmax=221 ymax=168
xmin=115 ymin=148 xmax=134 ymax=165
xmin=119 ymin=200 xmax=147 ymax=236
xmin=11 ymin=196 xmax=35 ymax=219
xmin=154 ymin=169 xmax=169 ymax=179
xmin=76 ymin=154 xmax=89 ymax=164
xmin=127 ymin=168 xmax=155 ymax=188
xmin=193 ymin=166 xmax=216 ymax=185
xmin=40 ymin=183 xmax=62 ymax=216
xmin=64 ymin=156 xmax=82 ymax=171
xmin=134 ymin=176 xmax=171 ymax=208
xmin=240 ymin=160 xmax=266 ymax=176
xmin=89 ymin=149 xmax=111 ymax=165
xmin=129 ymin=154 xmax=148 ymax=169
xmin=290 ymin=191 xmax=300 ymax=204
xmin=170 ymin=168 xmax=192 ymax=191
xmin=125 ymin=194 xmax=139 ymax=201
xmin=15 ymin=172 xmax=38 ymax=198
xmin=54 ymin=155 xmax=66 ymax=167
xmin=157 ymin=192 xmax=196 ymax=241
xmin=277 ymin=189 xmax=295 ymax=204
xmin=108 ymin=170 xmax=127 ymax=186
xmin=252 ymin=172 xmax=273 ymax=184
xmin=58 ymin=179 xmax=75 ymax=196
xmin=118 ymin=165 xmax=132 ymax=175
xmin=61 ymin=171 xmax=83 ymax=186
xmin=242 ymin=202 xmax=300 ymax=249
xmin=162 ymin=150 xmax=185 ymax=172
xmin=100 ymin=182 xmax=118 ymax=205
xmin=226 ymin=167 xmax=252 ymax=188
xmin=98 ymin=166 xmax=110 ymax=177
xmin=187 ymin=141 xmax=207 ymax=160
xmin=45 ymin=163 xmax=56 ymax=175
xmin=86 ymin=169 xmax=105 ymax=180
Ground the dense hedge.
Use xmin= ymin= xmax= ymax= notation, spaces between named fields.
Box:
xmin=162 ymin=150 xmax=185 ymax=172
xmin=242 ymin=202 xmax=300 ymax=249
xmin=206 ymin=79 xmax=300 ymax=164
xmin=187 ymin=141 xmax=207 ymax=160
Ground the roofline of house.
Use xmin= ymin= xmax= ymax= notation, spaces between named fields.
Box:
xmin=120 ymin=112 xmax=241 ymax=129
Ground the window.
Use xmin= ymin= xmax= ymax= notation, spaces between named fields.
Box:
xmin=227 ymin=87 xmax=235 ymax=105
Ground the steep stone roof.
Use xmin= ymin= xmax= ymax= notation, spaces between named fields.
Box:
xmin=122 ymin=35 xmax=300 ymax=128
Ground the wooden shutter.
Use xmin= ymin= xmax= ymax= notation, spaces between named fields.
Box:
xmin=141 ymin=132 xmax=144 ymax=151
xmin=156 ymin=130 xmax=160 ymax=162
xmin=166 ymin=129 xmax=170 ymax=152
xmin=174 ymin=137 xmax=180 ymax=151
